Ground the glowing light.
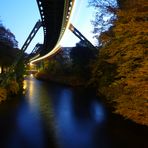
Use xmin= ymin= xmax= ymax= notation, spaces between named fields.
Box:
xmin=30 ymin=45 xmax=61 ymax=64
xmin=30 ymin=74 xmax=34 ymax=77
xmin=23 ymin=80 xmax=27 ymax=94
xmin=30 ymin=0 xmax=76 ymax=64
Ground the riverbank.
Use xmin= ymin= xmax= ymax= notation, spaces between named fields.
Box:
xmin=88 ymin=0 xmax=148 ymax=126
xmin=35 ymin=70 xmax=148 ymax=126
xmin=35 ymin=71 xmax=86 ymax=87
xmin=1 ymin=77 xmax=147 ymax=148
xmin=0 ymin=79 xmax=20 ymax=103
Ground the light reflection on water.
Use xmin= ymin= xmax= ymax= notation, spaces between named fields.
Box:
xmin=0 ymin=77 xmax=147 ymax=148
xmin=23 ymin=77 xmax=107 ymax=148
xmin=91 ymin=101 xmax=106 ymax=123
xmin=50 ymin=87 xmax=107 ymax=148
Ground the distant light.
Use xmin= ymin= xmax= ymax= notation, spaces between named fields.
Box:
xmin=29 ymin=62 xmax=34 ymax=66
xmin=70 ymin=2 xmax=73 ymax=5
xmin=30 ymin=74 xmax=34 ymax=77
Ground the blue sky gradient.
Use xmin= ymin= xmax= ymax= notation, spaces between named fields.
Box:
xmin=0 ymin=0 xmax=97 ymax=53
xmin=0 ymin=0 xmax=43 ymax=53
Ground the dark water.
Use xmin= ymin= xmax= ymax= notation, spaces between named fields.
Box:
xmin=0 ymin=76 xmax=148 ymax=148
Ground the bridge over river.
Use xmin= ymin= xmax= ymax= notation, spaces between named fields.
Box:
xmin=0 ymin=0 xmax=148 ymax=148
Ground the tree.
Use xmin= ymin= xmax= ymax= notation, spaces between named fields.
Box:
xmin=90 ymin=0 xmax=148 ymax=125
xmin=0 ymin=24 xmax=18 ymax=48
xmin=70 ymin=41 xmax=97 ymax=78
xmin=88 ymin=0 xmax=118 ymax=44
xmin=0 ymin=22 xmax=18 ymax=73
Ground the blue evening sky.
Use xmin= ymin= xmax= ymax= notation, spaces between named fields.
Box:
xmin=0 ymin=0 xmax=97 ymax=53
xmin=60 ymin=0 xmax=98 ymax=48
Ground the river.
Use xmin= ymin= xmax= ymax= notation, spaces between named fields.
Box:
xmin=0 ymin=76 xmax=148 ymax=148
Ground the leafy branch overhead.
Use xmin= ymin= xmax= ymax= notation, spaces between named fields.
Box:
xmin=88 ymin=0 xmax=118 ymax=34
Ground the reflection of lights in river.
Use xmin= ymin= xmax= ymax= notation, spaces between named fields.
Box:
xmin=23 ymin=80 xmax=27 ymax=94
xmin=28 ymin=80 xmax=34 ymax=103
xmin=23 ymin=79 xmax=34 ymax=101
xmin=24 ymin=79 xmax=36 ymax=106
xmin=23 ymin=80 xmax=27 ymax=90
xmin=91 ymin=101 xmax=106 ymax=123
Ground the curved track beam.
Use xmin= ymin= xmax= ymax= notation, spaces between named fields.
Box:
xmin=36 ymin=0 xmax=65 ymax=55
xmin=30 ymin=0 xmax=75 ymax=64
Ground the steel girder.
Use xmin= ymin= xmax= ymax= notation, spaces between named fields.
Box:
xmin=36 ymin=0 xmax=65 ymax=55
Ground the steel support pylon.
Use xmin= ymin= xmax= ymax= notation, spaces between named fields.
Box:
xmin=21 ymin=20 xmax=42 ymax=52
xmin=69 ymin=23 xmax=97 ymax=50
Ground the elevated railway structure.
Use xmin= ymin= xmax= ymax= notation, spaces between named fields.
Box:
xmin=0 ymin=0 xmax=75 ymax=86
xmin=28 ymin=0 xmax=96 ymax=64
xmin=29 ymin=0 xmax=75 ymax=63
xmin=0 ymin=0 xmax=97 ymax=86
xmin=36 ymin=0 xmax=74 ymax=55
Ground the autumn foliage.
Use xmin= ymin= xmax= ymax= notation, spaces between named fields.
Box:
xmin=91 ymin=0 xmax=148 ymax=125
xmin=0 ymin=87 xmax=7 ymax=103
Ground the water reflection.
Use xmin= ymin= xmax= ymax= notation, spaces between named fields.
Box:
xmin=50 ymin=88 xmax=107 ymax=148
xmin=23 ymin=78 xmax=106 ymax=147
xmin=0 ymin=77 xmax=148 ymax=148
xmin=91 ymin=101 xmax=106 ymax=123
xmin=24 ymin=77 xmax=57 ymax=147
xmin=13 ymin=102 xmax=44 ymax=148
xmin=0 ymin=77 xmax=57 ymax=148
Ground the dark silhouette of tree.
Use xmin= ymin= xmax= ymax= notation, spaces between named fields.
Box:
xmin=0 ymin=24 xmax=18 ymax=48
xmin=0 ymin=22 xmax=18 ymax=73
xmin=88 ymin=0 xmax=117 ymax=44
xmin=70 ymin=41 xmax=97 ymax=78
